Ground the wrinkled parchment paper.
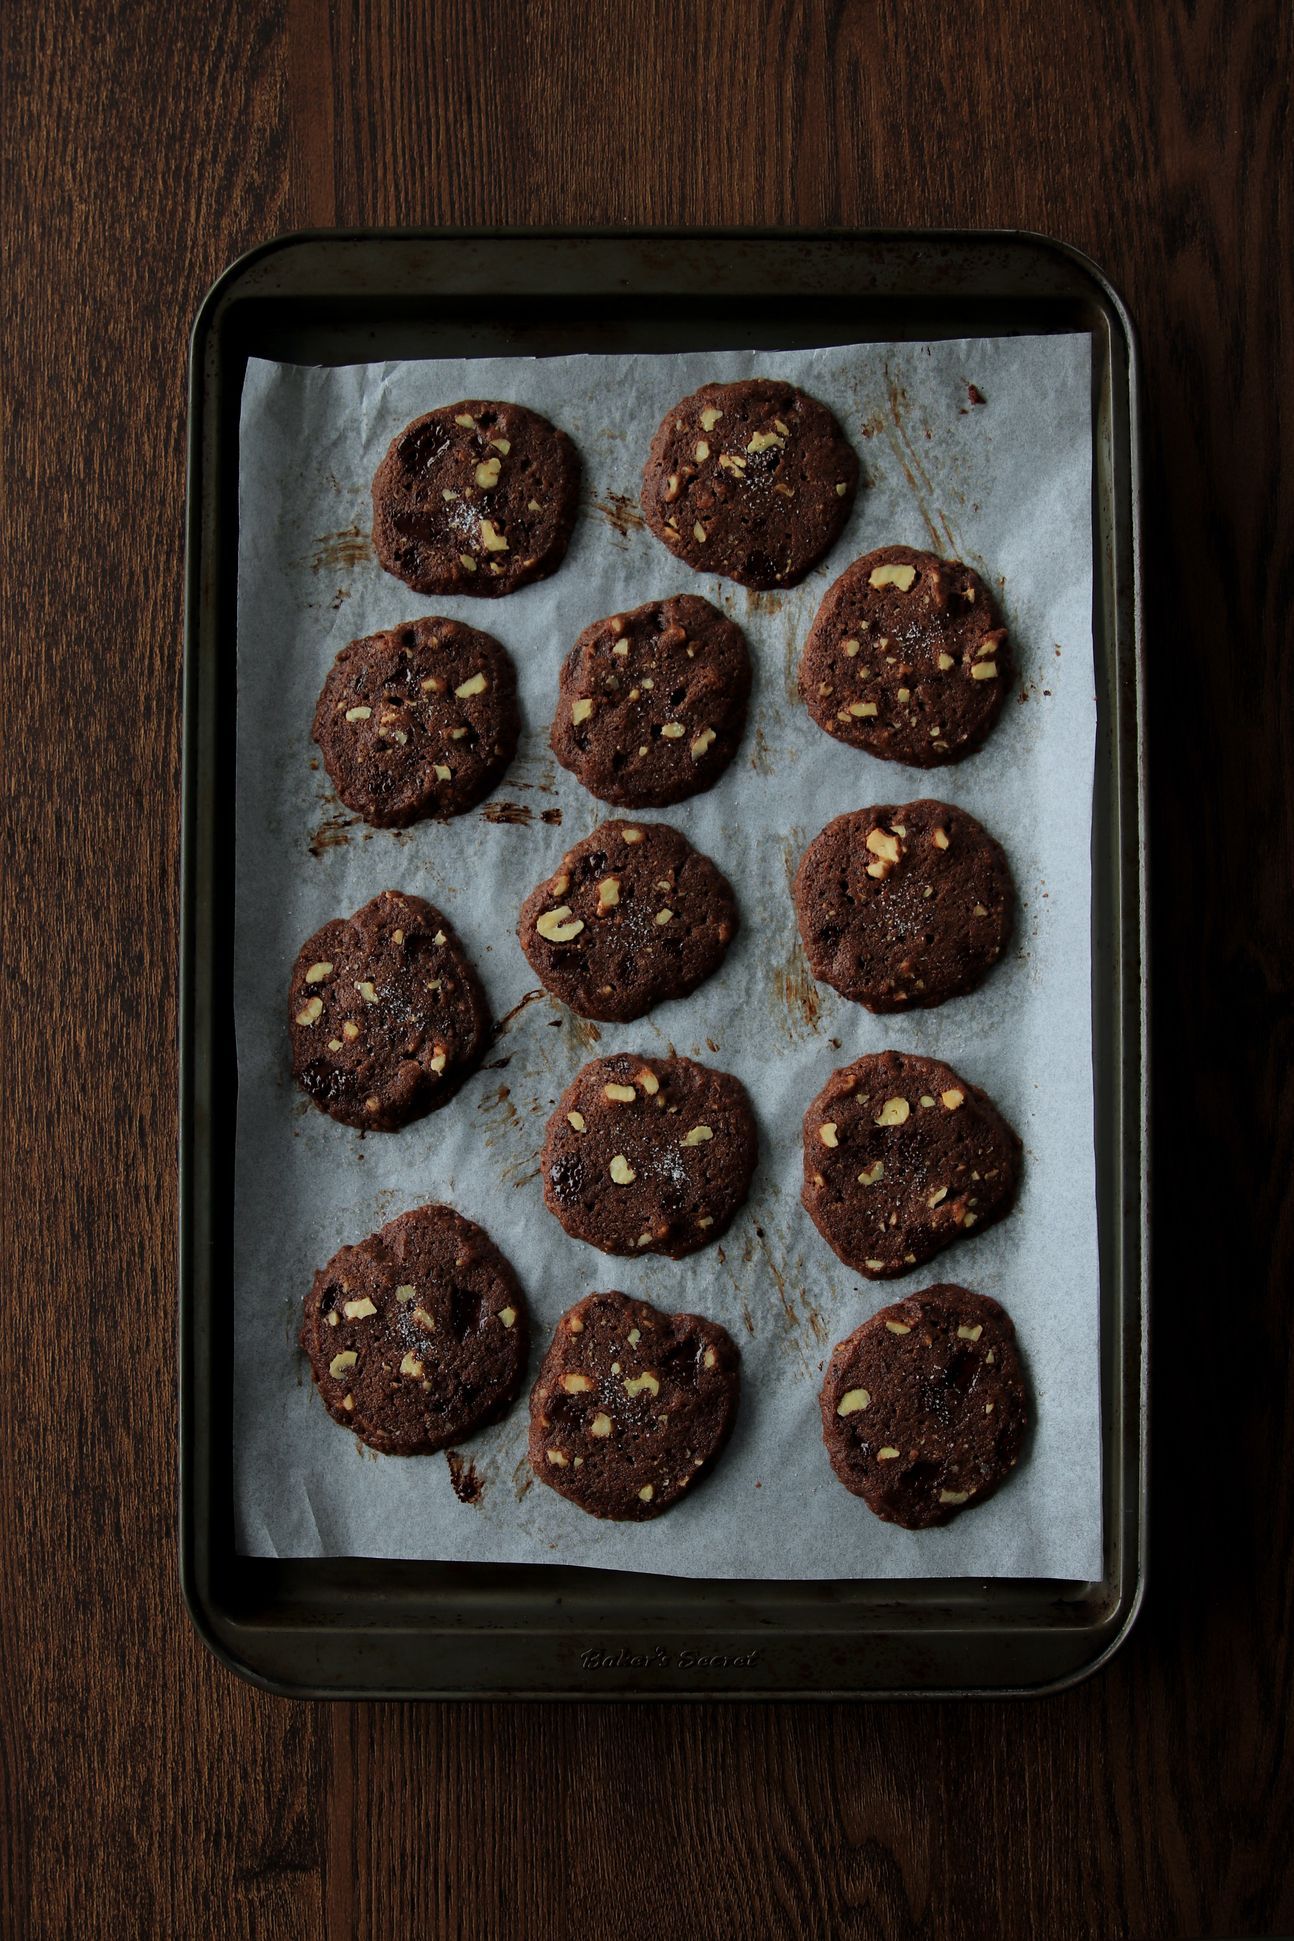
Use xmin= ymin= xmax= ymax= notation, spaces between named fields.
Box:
xmin=233 ymin=335 xmax=1101 ymax=1579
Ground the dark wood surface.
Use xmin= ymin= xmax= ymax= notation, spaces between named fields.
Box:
xmin=3 ymin=1 xmax=1290 ymax=1935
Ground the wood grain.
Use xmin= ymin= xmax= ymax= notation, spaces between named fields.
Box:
xmin=2 ymin=0 xmax=1291 ymax=1935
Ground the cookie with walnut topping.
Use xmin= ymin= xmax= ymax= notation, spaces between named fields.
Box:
xmin=641 ymin=379 xmax=859 ymax=589
xmin=371 ymin=399 xmax=580 ymax=597
xmin=801 ymin=1050 xmax=1020 ymax=1279
xmin=313 ymin=616 xmax=519 ymax=826
xmin=289 ymin=890 xmax=489 ymax=1131
xmin=301 ymin=1203 xmax=528 ymax=1456
xmin=793 ymin=799 xmax=1014 ymax=1011
xmin=528 ymin=1291 xmax=740 ymax=1520
xmin=549 ymin=595 xmax=750 ymax=808
xmin=518 ymin=819 xmax=738 ymax=1022
xmin=820 ymin=1285 xmax=1028 ymax=1528
xmin=798 ymin=544 xmax=1011 ymax=764
xmin=541 ymin=1053 xmax=757 ymax=1258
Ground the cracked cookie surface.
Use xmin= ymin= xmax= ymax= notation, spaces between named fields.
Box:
xmin=550 ymin=595 xmax=750 ymax=808
xmin=301 ymin=1203 xmax=528 ymax=1456
xmin=801 ymin=1049 xmax=1021 ymax=1279
xmin=542 ymin=1053 xmax=757 ymax=1258
xmin=372 ymin=399 xmax=579 ymax=597
xmin=313 ymin=616 xmax=519 ymax=826
xmin=289 ymin=890 xmax=489 ymax=1131
xmin=820 ymin=1285 xmax=1028 ymax=1528
xmin=641 ymin=379 xmax=858 ymax=588
xmin=529 ymin=1291 xmax=740 ymax=1519
xmin=518 ymin=819 xmax=738 ymax=1022
xmin=799 ymin=544 xmax=1011 ymax=763
xmin=793 ymin=798 xmax=1013 ymax=1011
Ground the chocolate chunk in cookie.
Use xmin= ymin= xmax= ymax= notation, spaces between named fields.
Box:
xmin=289 ymin=890 xmax=489 ymax=1131
xmin=301 ymin=1203 xmax=528 ymax=1456
xmin=820 ymin=1286 xmax=1028 ymax=1528
xmin=313 ymin=616 xmax=519 ymax=827
xmin=801 ymin=1050 xmax=1020 ymax=1279
xmin=518 ymin=819 xmax=738 ymax=1022
xmin=542 ymin=1053 xmax=757 ymax=1258
xmin=549 ymin=595 xmax=750 ymax=809
xmin=371 ymin=400 xmax=580 ymax=598
xmin=798 ymin=545 xmax=1011 ymax=764
xmin=528 ymin=1292 xmax=740 ymax=1520
xmin=793 ymin=799 xmax=1014 ymax=1012
xmin=641 ymin=379 xmax=858 ymax=589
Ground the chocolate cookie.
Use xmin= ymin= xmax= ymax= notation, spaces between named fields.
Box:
xmin=528 ymin=1292 xmax=740 ymax=1520
xmin=820 ymin=1286 xmax=1028 ymax=1528
xmin=549 ymin=595 xmax=750 ymax=808
xmin=312 ymin=616 xmax=520 ymax=827
xmin=518 ymin=819 xmax=738 ymax=1022
xmin=289 ymin=890 xmax=489 ymax=1131
xmin=371 ymin=400 xmax=580 ymax=598
xmin=641 ymin=379 xmax=858 ymax=589
xmin=801 ymin=1050 xmax=1020 ymax=1279
xmin=541 ymin=1053 xmax=757 ymax=1258
xmin=798 ymin=545 xmax=1011 ymax=764
xmin=300 ymin=1203 xmax=528 ymax=1456
xmin=793 ymin=799 xmax=1014 ymax=1011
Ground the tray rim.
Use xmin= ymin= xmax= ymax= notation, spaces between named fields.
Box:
xmin=179 ymin=224 xmax=1148 ymax=1700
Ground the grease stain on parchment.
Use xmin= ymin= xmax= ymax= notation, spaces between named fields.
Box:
xmin=874 ymin=366 xmax=997 ymax=577
xmin=369 ymin=1186 xmax=401 ymax=1224
xmin=477 ymin=1086 xmax=519 ymax=1150
xmin=446 ymin=1450 xmax=484 ymax=1505
xmin=308 ymin=811 xmax=361 ymax=856
xmin=780 ymin=598 xmax=807 ymax=706
xmin=492 ymin=988 xmax=548 ymax=1040
xmin=721 ymin=1214 xmax=817 ymax=1378
xmin=301 ymin=525 xmax=373 ymax=573
xmin=754 ymin=1227 xmax=793 ymax=1319
xmin=749 ymin=725 xmax=775 ymax=775
xmin=772 ymin=956 xmax=821 ymax=1038
xmin=591 ymin=492 xmax=646 ymax=541
xmin=771 ymin=837 xmax=820 ymax=1037
xmin=877 ymin=372 xmax=959 ymax=557
xmin=480 ymin=801 xmax=563 ymax=828
xmin=501 ymin=757 xmax=561 ymax=798
xmin=798 ymin=1288 xmax=828 ymax=1345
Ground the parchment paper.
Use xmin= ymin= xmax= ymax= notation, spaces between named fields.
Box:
xmin=233 ymin=335 xmax=1101 ymax=1579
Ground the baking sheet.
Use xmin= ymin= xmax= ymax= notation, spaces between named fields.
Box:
xmin=232 ymin=335 xmax=1100 ymax=1580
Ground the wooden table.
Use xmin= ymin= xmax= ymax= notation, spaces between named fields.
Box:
xmin=5 ymin=2 xmax=1290 ymax=1935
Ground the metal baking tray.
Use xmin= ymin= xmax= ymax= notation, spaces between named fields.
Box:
xmin=181 ymin=229 xmax=1146 ymax=1698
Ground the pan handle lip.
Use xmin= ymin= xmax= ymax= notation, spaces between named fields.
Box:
xmin=172 ymin=1550 xmax=1148 ymax=1702
xmin=187 ymin=222 xmax=1143 ymax=348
